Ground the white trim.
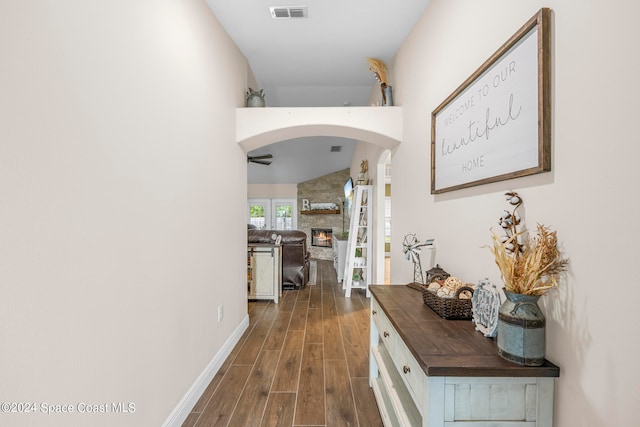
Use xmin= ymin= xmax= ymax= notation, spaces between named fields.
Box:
xmin=162 ymin=315 xmax=250 ymax=427
xmin=375 ymin=150 xmax=391 ymax=285
xmin=236 ymin=107 xmax=402 ymax=151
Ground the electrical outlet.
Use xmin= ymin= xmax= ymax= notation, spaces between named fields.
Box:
xmin=217 ymin=305 xmax=223 ymax=322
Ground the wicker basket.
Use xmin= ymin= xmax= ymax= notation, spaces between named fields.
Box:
xmin=421 ymin=285 xmax=474 ymax=319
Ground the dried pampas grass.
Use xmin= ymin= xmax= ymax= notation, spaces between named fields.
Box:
xmin=488 ymin=192 xmax=569 ymax=296
xmin=367 ymin=58 xmax=389 ymax=87
xmin=490 ymin=225 xmax=569 ymax=296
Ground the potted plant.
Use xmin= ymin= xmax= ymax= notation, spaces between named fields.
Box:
xmin=488 ymin=192 xmax=569 ymax=366
xmin=352 ymin=270 xmax=362 ymax=286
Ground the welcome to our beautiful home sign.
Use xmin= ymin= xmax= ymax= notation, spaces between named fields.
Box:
xmin=431 ymin=8 xmax=551 ymax=194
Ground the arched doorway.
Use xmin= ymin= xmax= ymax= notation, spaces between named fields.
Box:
xmin=237 ymin=107 xmax=402 ymax=285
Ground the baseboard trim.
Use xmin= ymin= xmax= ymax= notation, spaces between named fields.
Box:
xmin=162 ymin=314 xmax=250 ymax=427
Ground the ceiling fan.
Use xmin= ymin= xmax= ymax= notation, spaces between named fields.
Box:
xmin=247 ymin=154 xmax=273 ymax=165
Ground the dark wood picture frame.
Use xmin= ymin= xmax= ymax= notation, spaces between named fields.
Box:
xmin=431 ymin=8 xmax=551 ymax=194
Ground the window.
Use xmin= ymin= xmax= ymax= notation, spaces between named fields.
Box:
xmin=248 ymin=199 xmax=297 ymax=230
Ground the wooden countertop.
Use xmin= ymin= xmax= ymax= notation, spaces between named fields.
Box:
xmin=369 ymin=285 xmax=560 ymax=378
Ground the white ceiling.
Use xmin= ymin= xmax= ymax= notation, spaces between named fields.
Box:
xmin=247 ymin=137 xmax=356 ymax=184
xmin=205 ymin=0 xmax=431 ymax=183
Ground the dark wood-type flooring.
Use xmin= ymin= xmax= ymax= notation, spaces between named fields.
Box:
xmin=182 ymin=259 xmax=383 ymax=427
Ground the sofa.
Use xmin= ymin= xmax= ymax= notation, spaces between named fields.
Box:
xmin=247 ymin=229 xmax=309 ymax=290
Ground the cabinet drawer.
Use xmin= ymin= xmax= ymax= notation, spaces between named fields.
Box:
xmin=395 ymin=337 xmax=425 ymax=405
xmin=371 ymin=298 xmax=384 ymax=330
xmin=371 ymin=299 xmax=396 ymax=355
xmin=371 ymin=345 xmax=422 ymax=427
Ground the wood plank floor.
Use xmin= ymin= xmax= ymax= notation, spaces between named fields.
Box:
xmin=182 ymin=259 xmax=383 ymax=427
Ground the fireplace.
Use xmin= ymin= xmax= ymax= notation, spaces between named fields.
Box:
xmin=311 ymin=228 xmax=333 ymax=247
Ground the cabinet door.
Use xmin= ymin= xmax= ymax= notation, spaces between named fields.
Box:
xmin=253 ymin=251 xmax=275 ymax=296
xmin=333 ymin=238 xmax=347 ymax=282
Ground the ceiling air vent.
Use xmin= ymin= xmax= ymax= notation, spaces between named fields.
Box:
xmin=330 ymin=146 xmax=342 ymax=153
xmin=270 ymin=6 xmax=308 ymax=19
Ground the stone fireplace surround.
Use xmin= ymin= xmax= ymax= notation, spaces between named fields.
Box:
xmin=297 ymin=168 xmax=350 ymax=261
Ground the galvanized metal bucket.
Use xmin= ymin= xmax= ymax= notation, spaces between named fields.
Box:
xmin=497 ymin=290 xmax=545 ymax=366
xmin=382 ymin=85 xmax=393 ymax=106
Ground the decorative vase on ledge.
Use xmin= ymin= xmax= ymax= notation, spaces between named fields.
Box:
xmin=246 ymin=88 xmax=265 ymax=107
xmin=382 ymin=85 xmax=393 ymax=106
xmin=497 ymin=290 xmax=546 ymax=366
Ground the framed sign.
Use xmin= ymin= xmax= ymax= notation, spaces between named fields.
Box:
xmin=431 ymin=8 xmax=551 ymax=194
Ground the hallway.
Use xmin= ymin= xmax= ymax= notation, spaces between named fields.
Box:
xmin=182 ymin=259 xmax=383 ymax=427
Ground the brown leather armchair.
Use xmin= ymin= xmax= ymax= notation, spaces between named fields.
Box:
xmin=247 ymin=229 xmax=309 ymax=290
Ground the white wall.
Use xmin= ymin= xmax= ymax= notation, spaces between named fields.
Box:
xmin=391 ymin=1 xmax=640 ymax=426
xmin=247 ymin=183 xmax=298 ymax=199
xmin=0 ymin=1 xmax=250 ymax=426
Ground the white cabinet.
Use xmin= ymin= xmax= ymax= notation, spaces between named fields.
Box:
xmin=369 ymin=286 xmax=558 ymax=427
xmin=247 ymin=244 xmax=281 ymax=303
xmin=332 ymin=235 xmax=348 ymax=282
